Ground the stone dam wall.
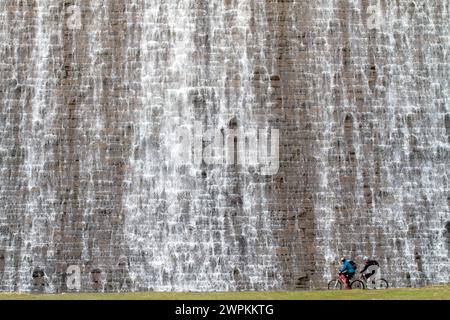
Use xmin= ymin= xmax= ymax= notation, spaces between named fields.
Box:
xmin=0 ymin=0 xmax=449 ymax=292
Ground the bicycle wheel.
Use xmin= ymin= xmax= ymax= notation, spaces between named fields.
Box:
xmin=327 ymin=279 xmax=343 ymax=290
xmin=374 ymin=278 xmax=389 ymax=289
xmin=350 ymin=279 xmax=365 ymax=290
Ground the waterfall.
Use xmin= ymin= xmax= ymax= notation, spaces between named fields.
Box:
xmin=0 ymin=0 xmax=448 ymax=292
xmin=311 ymin=0 xmax=449 ymax=287
xmin=122 ymin=0 xmax=282 ymax=291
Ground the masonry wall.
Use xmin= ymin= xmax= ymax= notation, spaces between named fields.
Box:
xmin=0 ymin=0 xmax=448 ymax=292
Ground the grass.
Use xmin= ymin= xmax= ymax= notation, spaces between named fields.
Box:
xmin=0 ymin=285 xmax=448 ymax=300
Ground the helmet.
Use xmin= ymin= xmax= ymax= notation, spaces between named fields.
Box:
xmin=363 ymin=256 xmax=369 ymax=261
xmin=340 ymin=257 xmax=346 ymax=262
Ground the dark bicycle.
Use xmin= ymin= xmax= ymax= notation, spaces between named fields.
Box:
xmin=351 ymin=272 xmax=389 ymax=290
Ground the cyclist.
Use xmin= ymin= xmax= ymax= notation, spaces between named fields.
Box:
xmin=339 ymin=257 xmax=356 ymax=288
xmin=360 ymin=256 xmax=379 ymax=280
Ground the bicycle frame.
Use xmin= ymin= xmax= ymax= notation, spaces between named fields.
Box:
xmin=338 ymin=273 xmax=350 ymax=288
xmin=354 ymin=272 xmax=389 ymax=289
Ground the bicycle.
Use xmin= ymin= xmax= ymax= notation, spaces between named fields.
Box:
xmin=351 ymin=272 xmax=389 ymax=290
xmin=327 ymin=273 xmax=364 ymax=290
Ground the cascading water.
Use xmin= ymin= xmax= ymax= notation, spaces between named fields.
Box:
xmin=310 ymin=0 xmax=449 ymax=287
xmin=0 ymin=0 xmax=65 ymax=292
xmin=0 ymin=0 xmax=448 ymax=292
xmin=122 ymin=0 xmax=282 ymax=291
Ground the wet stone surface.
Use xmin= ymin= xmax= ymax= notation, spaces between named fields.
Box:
xmin=0 ymin=1 xmax=448 ymax=292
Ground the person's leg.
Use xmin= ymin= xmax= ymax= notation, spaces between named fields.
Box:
xmin=347 ymin=272 xmax=354 ymax=288
xmin=342 ymin=272 xmax=350 ymax=288
xmin=369 ymin=270 xmax=376 ymax=284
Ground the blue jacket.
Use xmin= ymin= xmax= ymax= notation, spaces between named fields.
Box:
xmin=339 ymin=259 xmax=355 ymax=273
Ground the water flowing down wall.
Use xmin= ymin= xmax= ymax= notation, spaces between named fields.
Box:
xmin=0 ymin=0 xmax=448 ymax=292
